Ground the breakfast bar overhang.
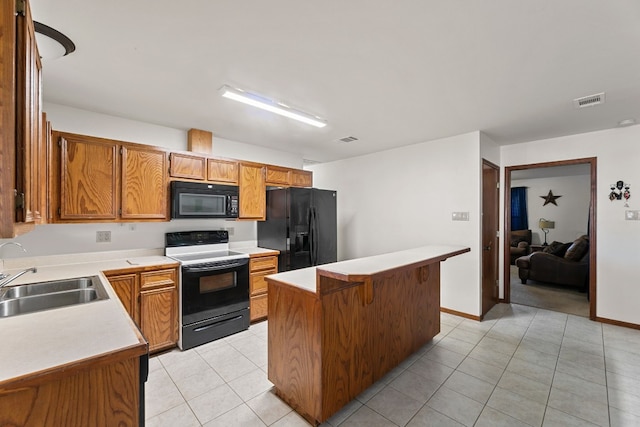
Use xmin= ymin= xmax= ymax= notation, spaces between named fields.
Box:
xmin=265 ymin=245 xmax=470 ymax=425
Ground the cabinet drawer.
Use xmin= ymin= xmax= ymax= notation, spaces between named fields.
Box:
xmin=250 ymin=256 xmax=277 ymax=272
xmin=250 ymin=293 xmax=268 ymax=322
xmin=250 ymin=272 xmax=274 ymax=296
xmin=140 ymin=269 xmax=176 ymax=290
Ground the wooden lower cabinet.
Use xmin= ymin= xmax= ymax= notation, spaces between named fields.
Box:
xmin=140 ymin=286 xmax=178 ymax=353
xmin=0 ymin=347 xmax=146 ymax=427
xmin=108 ymin=273 xmax=138 ymax=323
xmin=105 ymin=265 xmax=178 ymax=353
xmin=249 ymin=254 xmax=278 ymax=322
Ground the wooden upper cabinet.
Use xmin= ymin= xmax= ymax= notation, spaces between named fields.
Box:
xmin=7 ymin=0 xmax=43 ymax=236
xmin=265 ymin=166 xmax=291 ymax=186
xmin=291 ymin=169 xmax=313 ymax=188
xmin=58 ymin=134 xmax=119 ymax=220
xmin=169 ymin=152 xmax=206 ymax=180
xmin=238 ymin=162 xmax=266 ymax=220
xmin=121 ymin=145 xmax=168 ymax=219
xmin=52 ymin=131 xmax=169 ymax=222
xmin=208 ymin=158 xmax=239 ymax=184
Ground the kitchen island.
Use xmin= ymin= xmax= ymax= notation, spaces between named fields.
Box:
xmin=265 ymin=245 xmax=469 ymax=425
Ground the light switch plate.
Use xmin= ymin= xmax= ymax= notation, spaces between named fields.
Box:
xmin=625 ymin=210 xmax=640 ymax=220
xmin=452 ymin=212 xmax=469 ymax=221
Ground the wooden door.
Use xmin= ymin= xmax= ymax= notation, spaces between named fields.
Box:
xmin=58 ymin=135 xmax=118 ymax=220
xmin=121 ymin=145 xmax=168 ymax=219
xmin=169 ymin=152 xmax=206 ymax=180
xmin=208 ymin=158 xmax=239 ymax=184
xmin=106 ymin=273 xmax=139 ymax=324
xmin=482 ymin=160 xmax=500 ymax=317
xmin=140 ymin=286 xmax=177 ymax=353
xmin=238 ymin=163 xmax=266 ymax=220
xmin=15 ymin=0 xmax=42 ymax=224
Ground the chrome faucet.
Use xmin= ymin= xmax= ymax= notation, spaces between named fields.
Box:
xmin=0 ymin=242 xmax=29 ymax=280
xmin=0 ymin=267 xmax=37 ymax=288
xmin=0 ymin=242 xmax=28 ymax=255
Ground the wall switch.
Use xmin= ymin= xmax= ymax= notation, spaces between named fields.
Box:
xmin=96 ymin=231 xmax=111 ymax=242
xmin=452 ymin=212 xmax=470 ymax=221
xmin=625 ymin=210 xmax=640 ymax=220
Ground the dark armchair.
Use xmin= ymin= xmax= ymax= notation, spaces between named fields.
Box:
xmin=510 ymin=229 xmax=532 ymax=265
xmin=515 ymin=235 xmax=589 ymax=291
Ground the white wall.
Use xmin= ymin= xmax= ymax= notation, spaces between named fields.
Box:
xmin=309 ymin=132 xmax=482 ymax=317
xmin=512 ymin=175 xmax=591 ymax=244
xmin=501 ymin=124 xmax=640 ymax=325
xmin=0 ymin=104 xmax=306 ymax=258
xmin=44 ymin=103 xmax=303 ymax=167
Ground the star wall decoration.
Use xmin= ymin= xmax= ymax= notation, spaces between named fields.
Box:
xmin=541 ymin=190 xmax=562 ymax=206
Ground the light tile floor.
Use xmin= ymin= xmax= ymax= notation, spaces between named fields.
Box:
xmin=146 ymin=304 xmax=640 ymax=426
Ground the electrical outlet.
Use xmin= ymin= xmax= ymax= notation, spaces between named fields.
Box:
xmin=96 ymin=231 xmax=111 ymax=242
xmin=226 ymin=227 xmax=235 ymax=236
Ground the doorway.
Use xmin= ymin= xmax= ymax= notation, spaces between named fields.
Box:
xmin=504 ymin=158 xmax=597 ymax=320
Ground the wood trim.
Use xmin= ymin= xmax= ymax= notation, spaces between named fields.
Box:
xmin=102 ymin=262 xmax=179 ymax=276
xmin=595 ymin=317 xmax=640 ymax=331
xmin=440 ymin=306 xmax=482 ymax=321
xmin=0 ymin=0 xmax=17 ymax=237
xmin=0 ymin=341 xmax=147 ymax=391
xmin=503 ymin=157 xmax=597 ymax=321
xmin=316 ymin=247 xmax=470 ymax=287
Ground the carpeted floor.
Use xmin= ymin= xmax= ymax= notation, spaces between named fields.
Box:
xmin=509 ymin=266 xmax=589 ymax=317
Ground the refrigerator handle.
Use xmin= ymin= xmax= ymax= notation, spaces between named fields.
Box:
xmin=308 ymin=207 xmax=314 ymax=265
xmin=311 ymin=207 xmax=319 ymax=265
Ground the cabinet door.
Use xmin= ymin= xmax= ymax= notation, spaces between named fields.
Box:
xmin=238 ymin=163 xmax=266 ymax=220
xmin=169 ymin=152 xmax=206 ymax=180
xmin=121 ymin=145 xmax=168 ymax=219
xmin=291 ymin=170 xmax=312 ymax=188
xmin=14 ymin=0 xmax=42 ymax=226
xmin=208 ymin=158 xmax=239 ymax=184
xmin=140 ymin=286 xmax=178 ymax=353
xmin=265 ymin=166 xmax=291 ymax=187
xmin=107 ymin=273 xmax=139 ymax=324
xmin=59 ymin=135 xmax=118 ymax=220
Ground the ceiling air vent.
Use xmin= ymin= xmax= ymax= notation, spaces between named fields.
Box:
xmin=338 ymin=136 xmax=358 ymax=143
xmin=573 ymin=92 xmax=605 ymax=109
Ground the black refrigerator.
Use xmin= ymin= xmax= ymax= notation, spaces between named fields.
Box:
xmin=258 ymin=188 xmax=337 ymax=271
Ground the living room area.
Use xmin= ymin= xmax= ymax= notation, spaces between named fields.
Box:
xmin=508 ymin=163 xmax=592 ymax=317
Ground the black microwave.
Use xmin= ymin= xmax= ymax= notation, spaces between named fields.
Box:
xmin=171 ymin=181 xmax=239 ymax=219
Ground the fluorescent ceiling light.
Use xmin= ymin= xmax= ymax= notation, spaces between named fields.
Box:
xmin=219 ymin=85 xmax=327 ymax=128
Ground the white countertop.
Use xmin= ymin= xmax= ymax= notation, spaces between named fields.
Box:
xmin=0 ymin=250 xmax=177 ymax=385
xmin=233 ymin=247 xmax=280 ymax=257
xmin=266 ymin=245 xmax=470 ymax=294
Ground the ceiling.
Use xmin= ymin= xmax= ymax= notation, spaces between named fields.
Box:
xmin=30 ymin=0 xmax=640 ymax=163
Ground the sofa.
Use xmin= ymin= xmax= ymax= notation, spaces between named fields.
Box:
xmin=515 ymin=235 xmax=589 ymax=291
xmin=510 ymin=229 xmax=532 ymax=265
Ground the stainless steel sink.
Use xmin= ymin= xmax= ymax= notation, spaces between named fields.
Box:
xmin=0 ymin=276 xmax=109 ymax=317
xmin=0 ymin=277 xmax=96 ymax=299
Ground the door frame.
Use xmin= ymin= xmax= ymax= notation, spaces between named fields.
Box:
xmin=503 ymin=157 xmax=597 ymax=320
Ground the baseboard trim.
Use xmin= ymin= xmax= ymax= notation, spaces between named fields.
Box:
xmin=440 ymin=307 xmax=481 ymax=321
xmin=596 ymin=316 xmax=640 ymax=330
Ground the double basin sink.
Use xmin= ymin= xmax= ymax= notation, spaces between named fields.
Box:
xmin=0 ymin=276 xmax=109 ymax=318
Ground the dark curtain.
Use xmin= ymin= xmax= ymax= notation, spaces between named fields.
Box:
xmin=511 ymin=187 xmax=528 ymax=230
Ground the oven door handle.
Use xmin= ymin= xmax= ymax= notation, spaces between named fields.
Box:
xmin=193 ymin=315 xmax=244 ymax=332
xmin=183 ymin=261 xmax=246 ymax=273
